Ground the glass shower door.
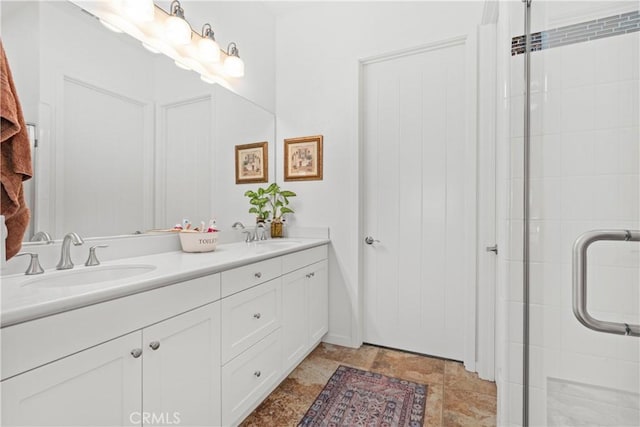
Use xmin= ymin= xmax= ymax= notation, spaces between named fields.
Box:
xmin=524 ymin=1 xmax=640 ymax=425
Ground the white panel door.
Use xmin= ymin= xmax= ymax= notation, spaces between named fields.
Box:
xmin=1 ymin=332 xmax=142 ymax=427
xmin=60 ymin=77 xmax=153 ymax=237
xmin=156 ymin=96 xmax=213 ymax=229
xmin=363 ymin=40 xmax=475 ymax=361
xmin=142 ymin=302 xmax=221 ymax=427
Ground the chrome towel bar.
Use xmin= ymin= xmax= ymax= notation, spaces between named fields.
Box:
xmin=572 ymin=229 xmax=640 ymax=337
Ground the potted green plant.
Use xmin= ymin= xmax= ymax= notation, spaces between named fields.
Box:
xmin=244 ymin=183 xmax=296 ymax=237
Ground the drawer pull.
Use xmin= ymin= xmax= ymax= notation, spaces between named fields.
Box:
xmin=149 ymin=341 xmax=161 ymax=351
xmin=254 ymin=370 xmax=261 ymax=378
xmin=253 ymin=313 xmax=262 ymax=319
xmin=254 ymin=272 xmax=262 ymax=278
xmin=306 ymin=272 xmax=315 ymax=278
xmin=131 ymin=348 xmax=142 ymax=358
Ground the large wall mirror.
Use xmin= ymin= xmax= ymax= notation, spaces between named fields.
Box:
xmin=1 ymin=1 xmax=275 ymax=241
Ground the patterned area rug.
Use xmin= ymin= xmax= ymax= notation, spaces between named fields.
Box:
xmin=298 ymin=365 xmax=427 ymax=427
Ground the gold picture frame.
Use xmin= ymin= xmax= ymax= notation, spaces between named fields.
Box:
xmin=284 ymin=135 xmax=323 ymax=181
xmin=235 ymin=141 xmax=268 ymax=184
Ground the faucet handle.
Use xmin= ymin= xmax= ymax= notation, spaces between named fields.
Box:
xmin=30 ymin=231 xmax=53 ymax=244
xmin=241 ymin=230 xmax=252 ymax=243
xmin=85 ymin=245 xmax=108 ymax=267
xmin=15 ymin=252 xmax=45 ymax=275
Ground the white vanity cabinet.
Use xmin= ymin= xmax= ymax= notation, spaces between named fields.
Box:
xmin=1 ymin=242 xmax=330 ymax=427
xmin=221 ymin=244 xmax=329 ymax=426
xmin=2 ymin=302 xmax=221 ymax=427
xmin=1 ymin=274 xmax=222 ymax=427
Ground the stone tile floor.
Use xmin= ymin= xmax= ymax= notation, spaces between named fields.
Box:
xmin=240 ymin=343 xmax=497 ymax=426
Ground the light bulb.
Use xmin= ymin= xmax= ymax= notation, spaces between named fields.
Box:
xmin=165 ymin=15 xmax=191 ymax=45
xmin=121 ymin=0 xmax=154 ymax=22
xmin=224 ymin=55 xmax=244 ymax=78
xmin=198 ymin=38 xmax=221 ymax=63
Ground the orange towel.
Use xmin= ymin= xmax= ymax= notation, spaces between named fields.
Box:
xmin=1 ymin=39 xmax=33 ymax=260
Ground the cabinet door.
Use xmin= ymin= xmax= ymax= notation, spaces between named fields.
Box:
xmin=142 ymin=302 xmax=221 ymax=427
xmin=1 ymin=332 xmax=142 ymax=427
xmin=308 ymin=260 xmax=329 ymax=343
xmin=281 ymin=268 xmax=309 ymax=372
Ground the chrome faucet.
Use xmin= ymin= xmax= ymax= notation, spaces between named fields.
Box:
xmin=56 ymin=232 xmax=84 ymax=270
xmin=30 ymin=231 xmax=53 ymax=244
xmin=231 ymin=221 xmax=246 ymax=230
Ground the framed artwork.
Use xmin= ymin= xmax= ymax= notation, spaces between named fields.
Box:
xmin=235 ymin=141 xmax=268 ymax=184
xmin=284 ymin=135 xmax=323 ymax=181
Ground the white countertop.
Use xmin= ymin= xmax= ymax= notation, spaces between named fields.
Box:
xmin=1 ymin=238 xmax=329 ymax=328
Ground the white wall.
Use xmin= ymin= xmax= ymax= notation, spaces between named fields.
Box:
xmin=274 ymin=2 xmax=485 ymax=346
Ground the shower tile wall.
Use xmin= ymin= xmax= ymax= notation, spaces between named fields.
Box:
xmin=506 ymin=11 xmax=640 ymax=426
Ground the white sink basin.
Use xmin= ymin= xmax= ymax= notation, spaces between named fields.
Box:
xmin=22 ymin=264 xmax=156 ymax=288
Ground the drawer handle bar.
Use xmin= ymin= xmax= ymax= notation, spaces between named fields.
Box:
xmin=131 ymin=348 xmax=142 ymax=358
xmin=253 ymin=313 xmax=261 ymax=319
xmin=254 ymin=370 xmax=261 ymax=378
xmin=573 ymin=229 xmax=640 ymax=337
xmin=254 ymin=272 xmax=262 ymax=278
xmin=149 ymin=341 xmax=161 ymax=350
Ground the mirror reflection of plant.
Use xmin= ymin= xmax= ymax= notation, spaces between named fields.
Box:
xmin=244 ymin=183 xmax=296 ymax=221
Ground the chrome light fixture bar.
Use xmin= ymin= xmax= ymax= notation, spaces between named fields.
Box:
xmin=72 ymin=0 xmax=245 ymax=86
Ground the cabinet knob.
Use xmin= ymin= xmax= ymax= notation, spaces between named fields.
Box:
xmin=254 ymin=370 xmax=261 ymax=378
xmin=254 ymin=272 xmax=262 ymax=278
xmin=149 ymin=341 xmax=161 ymax=351
xmin=253 ymin=313 xmax=261 ymax=319
xmin=131 ymin=348 xmax=142 ymax=358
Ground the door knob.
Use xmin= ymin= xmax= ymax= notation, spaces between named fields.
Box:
xmin=364 ymin=236 xmax=380 ymax=245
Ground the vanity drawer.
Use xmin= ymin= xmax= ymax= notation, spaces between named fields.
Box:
xmin=221 ymin=329 xmax=282 ymax=427
xmin=221 ymin=257 xmax=282 ymax=298
xmin=282 ymin=245 xmax=328 ymax=274
xmin=221 ymin=278 xmax=281 ymax=364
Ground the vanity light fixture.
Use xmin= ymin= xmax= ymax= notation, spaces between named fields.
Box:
xmin=198 ymin=24 xmax=221 ymax=63
xmin=165 ymin=0 xmax=191 ymax=45
xmin=224 ymin=42 xmax=245 ymax=77
xmin=73 ymin=0 xmax=245 ymax=85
